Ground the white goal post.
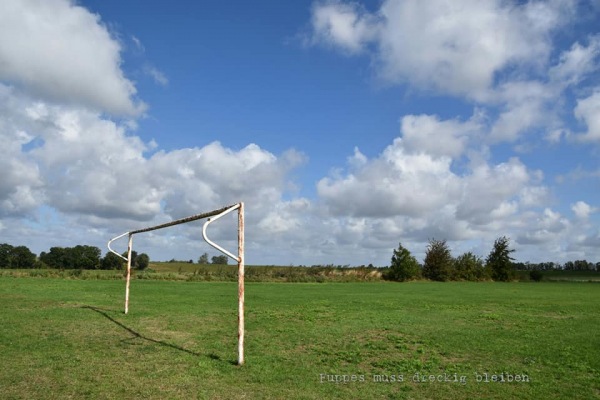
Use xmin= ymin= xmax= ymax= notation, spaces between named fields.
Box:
xmin=107 ymin=202 xmax=245 ymax=365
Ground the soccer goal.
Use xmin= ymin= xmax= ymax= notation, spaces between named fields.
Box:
xmin=107 ymin=202 xmax=245 ymax=365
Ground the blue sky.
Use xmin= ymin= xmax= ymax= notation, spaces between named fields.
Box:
xmin=1 ymin=0 xmax=599 ymax=266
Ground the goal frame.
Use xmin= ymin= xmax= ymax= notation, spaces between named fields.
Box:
xmin=107 ymin=202 xmax=245 ymax=365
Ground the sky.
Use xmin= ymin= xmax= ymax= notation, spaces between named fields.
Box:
xmin=1 ymin=0 xmax=599 ymax=266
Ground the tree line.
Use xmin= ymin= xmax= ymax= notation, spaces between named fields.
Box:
xmin=0 ymin=243 xmax=232 ymax=270
xmin=1 ymin=239 xmax=598 ymax=275
xmin=383 ymin=236 xmax=599 ymax=282
xmin=0 ymin=243 xmax=149 ymax=270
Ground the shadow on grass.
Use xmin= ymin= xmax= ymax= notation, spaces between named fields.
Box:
xmin=82 ymin=305 xmax=203 ymax=357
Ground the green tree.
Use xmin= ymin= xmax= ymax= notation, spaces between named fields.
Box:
xmin=40 ymin=246 xmax=101 ymax=269
xmin=422 ymin=239 xmax=453 ymax=281
xmin=101 ymin=252 xmax=124 ymax=270
xmin=71 ymin=245 xmax=101 ymax=269
xmin=0 ymin=244 xmax=36 ymax=269
xmin=486 ymin=236 xmax=515 ymax=282
xmin=40 ymin=247 xmax=67 ymax=268
xmin=137 ymin=253 xmax=150 ymax=270
xmin=122 ymin=250 xmax=138 ymax=268
xmin=198 ymin=252 xmax=209 ymax=264
xmin=384 ymin=242 xmax=421 ymax=281
xmin=0 ymin=243 xmax=14 ymax=268
xmin=10 ymin=246 xmax=37 ymax=269
xmin=453 ymin=252 xmax=486 ymax=281
xmin=211 ymin=255 xmax=228 ymax=265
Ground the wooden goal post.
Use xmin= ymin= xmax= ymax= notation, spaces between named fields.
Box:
xmin=107 ymin=202 xmax=245 ymax=365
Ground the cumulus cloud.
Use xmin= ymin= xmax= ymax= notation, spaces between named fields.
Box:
xmin=317 ymin=137 xmax=459 ymax=218
xmin=309 ymin=1 xmax=379 ymax=54
xmin=314 ymin=112 xmax=563 ymax=262
xmin=400 ymin=113 xmax=482 ymax=158
xmin=309 ymin=0 xmax=600 ymax=148
xmin=489 ymin=81 xmax=555 ymax=143
xmin=0 ymin=85 xmax=44 ymax=216
xmin=571 ymin=201 xmax=596 ymax=219
xmin=150 ymin=143 xmax=305 ymax=221
xmin=0 ymin=0 xmax=145 ymax=115
xmin=310 ymin=0 xmax=572 ymax=99
xmin=549 ymin=35 xmax=600 ymax=87
xmin=317 ymin=124 xmax=544 ymax=229
xmin=574 ymin=90 xmax=600 ymax=141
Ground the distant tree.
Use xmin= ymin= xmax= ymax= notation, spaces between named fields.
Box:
xmin=211 ymin=255 xmax=228 ymax=265
xmin=0 ymin=243 xmax=14 ymax=268
xmin=39 ymin=246 xmax=100 ymax=269
xmin=122 ymin=250 xmax=139 ymax=268
xmin=486 ymin=236 xmax=515 ymax=282
xmin=101 ymin=252 xmax=124 ymax=270
xmin=454 ymin=252 xmax=486 ymax=281
xmin=574 ymin=260 xmax=594 ymax=271
xmin=40 ymin=247 xmax=67 ymax=269
xmin=384 ymin=242 xmax=421 ymax=281
xmin=564 ymin=261 xmax=574 ymax=270
xmin=422 ymin=239 xmax=453 ymax=281
xmin=10 ymin=246 xmax=37 ymax=269
xmin=0 ymin=244 xmax=36 ymax=269
xmin=137 ymin=253 xmax=150 ymax=270
xmin=71 ymin=245 xmax=101 ymax=269
xmin=198 ymin=252 xmax=209 ymax=264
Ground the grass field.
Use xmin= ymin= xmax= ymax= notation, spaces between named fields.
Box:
xmin=0 ymin=278 xmax=598 ymax=399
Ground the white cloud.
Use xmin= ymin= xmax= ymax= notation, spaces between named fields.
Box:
xmin=310 ymin=0 xmax=572 ymax=99
xmin=144 ymin=65 xmax=169 ymax=87
xmin=317 ymin=137 xmax=459 ymax=218
xmin=455 ymin=158 xmax=535 ymax=225
xmin=317 ymin=124 xmax=546 ymax=232
xmin=150 ymin=142 xmax=303 ymax=221
xmin=309 ymin=1 xmax=379 ymax=54
xmin=400 ymin=113 xmax=482 ymax=158
xmin=131 ymin=35 xmax=145 ymax=53
xmin=0 ymin=85 xmax=44 ymax=216
xmin=574 ymin=90 xmax=600 ymax=141
xmin=0 ymin=0 xmax=145 ymax=115
xmin=549 ymin=35 xmax=600 ymax=87
xmin=571 ymin=201 xmax=596 ymax=219
xmin=516 ymin=208 xmax=571 ymax=245
xmin=489 ymin=81 xmax=555 ymax=143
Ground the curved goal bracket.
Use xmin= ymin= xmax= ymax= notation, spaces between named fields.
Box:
xmin=202 ymin=204 xmax=241 ymax=262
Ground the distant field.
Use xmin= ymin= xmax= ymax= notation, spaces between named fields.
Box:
xmin=534 ymin=270 xmax=600 ymax=282
xmin=1 ymin=263 xmax=597 ymax=283
xmin=0 ymin=278 xmax=598 ymax=399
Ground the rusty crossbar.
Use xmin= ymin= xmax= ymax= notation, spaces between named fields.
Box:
xmin=129 ymin=204 xmax=238 ymax=235
xmin=107 ymin=202 xmax=245 ymax=365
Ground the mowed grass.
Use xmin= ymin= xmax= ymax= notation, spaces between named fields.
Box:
xmin=0 ymin=278 xmax=598 ymax=399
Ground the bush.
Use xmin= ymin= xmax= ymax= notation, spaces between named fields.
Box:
xmin=530 ymin=270 xmax=543 ymax=282
xmin=453 ymin=252 xmax=487 ymax=281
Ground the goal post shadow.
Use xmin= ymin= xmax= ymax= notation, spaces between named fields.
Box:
xmin=107 ymin=202 xmax=245 ymax=365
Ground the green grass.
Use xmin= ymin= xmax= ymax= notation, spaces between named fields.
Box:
xmin=0 ymin=278 xmax=598 ymax=399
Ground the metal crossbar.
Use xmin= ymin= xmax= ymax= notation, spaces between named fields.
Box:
xmin=129 ymin=204 xmax=238 ymax=235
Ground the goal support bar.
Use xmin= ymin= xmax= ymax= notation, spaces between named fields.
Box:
xmin=107 ymin=202 xmax=245 ymax=365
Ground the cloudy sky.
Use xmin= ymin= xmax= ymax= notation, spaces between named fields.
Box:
xmin=1 ymin=0 xmax=599 ymax=266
